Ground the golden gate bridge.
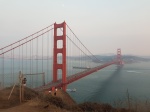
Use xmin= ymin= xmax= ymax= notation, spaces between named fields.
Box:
xmin=0 ymin=21 xmax=123 ymax=92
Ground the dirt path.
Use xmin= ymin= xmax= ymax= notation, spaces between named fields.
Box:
xmin=0 ymin=89 xmax=74 ymax=112
xmin=0 ymin=100 xmax=40 ymax=112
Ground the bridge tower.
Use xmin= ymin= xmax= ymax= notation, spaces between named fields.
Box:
xmin=117 ymin=48 xmax=123 ymax=65
xmin=53 ymin=22 xmax=67 ymax=91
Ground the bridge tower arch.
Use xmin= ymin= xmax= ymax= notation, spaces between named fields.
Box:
xmin=53 ymin=22 xmax=67 ymax=91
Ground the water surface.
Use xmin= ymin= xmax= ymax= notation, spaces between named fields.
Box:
xmin=68 ymin=62 xmax=150 ymax=104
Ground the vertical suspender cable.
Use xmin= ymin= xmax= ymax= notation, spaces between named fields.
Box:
xmin=31 ymin=37 xmax=33 ymax=87
xmin=69 ymin=28 xmax=72 ymax=76
xmin=30 ymin=40 xmax=32 ymax=87
xmin=50 ymin=28 xmax=53 ymax=81
xmin=36 ymin=36 xmax=38 ymax=86
xmin=26 ymin=38 xmax=27 ymax=74
xmin=11 ymin=45 xmax=12 ymax=84
xmin=42 ymin=33 xmax=43 ymax=73
xmin=72 ymin=31 xmax=73 ymax=71
xmin=67 ymin=28 xmax=69 ymax=76
xmin=79 ymin=39 xmax=81 ymax=71
xmin=2 ymin=50 xmax=4 ymax=88
xmin=47 ymin=28 xmax=49 ymax=83
xmin=22 ymin=45 xmax=23 ymax=74
xmin=19 ymin=42 xmax=20 ymax=71
xmin=13 ymin=48 xmax=14 ymax=85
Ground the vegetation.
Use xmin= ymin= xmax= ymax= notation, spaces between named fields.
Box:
xmin=0 ymin=86 xmax=150 ymax=112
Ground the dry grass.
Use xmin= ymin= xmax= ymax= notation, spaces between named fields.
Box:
xmin=0 ymin=86 xmax=150 ymax=112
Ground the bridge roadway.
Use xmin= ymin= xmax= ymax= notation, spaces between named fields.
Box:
xmin=34 ymin=61 xmax=118 ymax=91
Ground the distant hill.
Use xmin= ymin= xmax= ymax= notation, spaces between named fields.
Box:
xmin=93 ymin=55 xmax=150 ymax=64
xmin=122 ymin=55 xmax=150 ymax=63
xmin=61 ymin=55 xmax=150 ymax=64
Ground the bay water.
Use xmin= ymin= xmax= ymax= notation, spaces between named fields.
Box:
xmin=68 ymin=62 xmax=150 ymax=104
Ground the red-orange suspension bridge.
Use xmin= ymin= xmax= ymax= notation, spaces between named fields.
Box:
xmin=0 ymin=21 xmax=123 ymax=92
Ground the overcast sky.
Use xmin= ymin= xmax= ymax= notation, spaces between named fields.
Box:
xmin=0 ymin=0 xmax=150 ymax=56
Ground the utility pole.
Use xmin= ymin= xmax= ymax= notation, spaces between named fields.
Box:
xmin=22 ymin=77 xmax=27 ymax=101
xmin=19 ymin=71 xmax=27 ymax=103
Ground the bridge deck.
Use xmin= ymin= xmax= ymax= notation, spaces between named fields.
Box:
xmin=34 ymin=61 xmax=118 ymax=91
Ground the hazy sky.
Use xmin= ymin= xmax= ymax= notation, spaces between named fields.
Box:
xmin=0 ymin=0 xmax=150 ymax=56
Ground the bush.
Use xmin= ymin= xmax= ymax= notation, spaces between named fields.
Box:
xmin=79 ymin=102 xmax=103 ymax=112
xmin=43 ymin=95 xmax=66 ymax=108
